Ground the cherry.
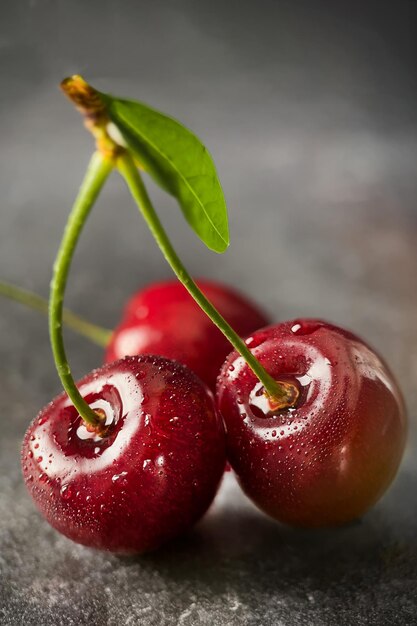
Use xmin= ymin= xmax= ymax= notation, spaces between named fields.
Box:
xmin=106 ymin=279 xmax=270 ymax=389
xmin=21 ymin=355 xmax=226 ymax=553
xmin=216 ymin=319 xmax=407 ymax=527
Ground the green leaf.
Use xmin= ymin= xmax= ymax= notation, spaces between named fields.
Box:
xmin=100 ymin=93 xmax=229 ymax=253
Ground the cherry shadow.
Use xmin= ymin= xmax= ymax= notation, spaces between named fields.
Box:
xmin=118 ymin=468 xmax=417 ymax=603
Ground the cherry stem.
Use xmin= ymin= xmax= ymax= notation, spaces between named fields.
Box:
xmin=49 ymin=151 xmax=113 ymax=428
xmin=117 ymin=152 xmax=287 ymax=401
xmin=0 ymin=280 xmax=111 ymax=347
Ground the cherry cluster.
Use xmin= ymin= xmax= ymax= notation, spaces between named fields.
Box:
xmin=22 ymin=280 xmax=406 ymax=553
xmin=15 ymin=76 xmax=407 ymax=555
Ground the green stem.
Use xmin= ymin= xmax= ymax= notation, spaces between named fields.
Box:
xmin=117 ymin=152 xmax=286 ymax=401
xmin=49 ymin=151 xmax=113 ymax=428
xmin=0 ymin=281 xmax=111 ymax=347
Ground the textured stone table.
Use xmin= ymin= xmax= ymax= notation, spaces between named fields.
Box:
xmin=1 ymin=2 xmax=416 ymax=624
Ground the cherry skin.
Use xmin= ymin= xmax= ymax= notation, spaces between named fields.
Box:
xmin=106 ymin=279 xmax=270 ymax=390
xmin=21 ymin=355 xmax=226 ymax=553
xmin=216 ymin=319 xmax=407 ymax=527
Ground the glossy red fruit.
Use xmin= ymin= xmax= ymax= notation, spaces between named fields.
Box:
xmin=106 ymin=279 xmax=270 ymax=390
xmin=216 ymin=319 xmax=407 ymax=527
xmin=22 ymin=355 xmax=226 ymax=553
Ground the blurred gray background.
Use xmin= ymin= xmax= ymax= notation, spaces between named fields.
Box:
xmin=0 ymin=2 xmax=416 ymax=625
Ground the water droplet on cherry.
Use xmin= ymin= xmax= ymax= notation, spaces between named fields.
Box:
xmin=290 ymin=320 xmax=324 ymax=336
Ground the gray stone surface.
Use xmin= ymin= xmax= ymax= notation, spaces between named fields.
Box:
xmin=0 ymin=2 xmax=416 ymax=624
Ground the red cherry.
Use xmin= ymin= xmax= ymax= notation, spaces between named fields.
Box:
xmin=216 ymin=319 xmax=407 ymax=527
xmin=21 ymin=355 xmax=226 ymax=553
xmin=106 ymin=279 xmax=270 ymax=390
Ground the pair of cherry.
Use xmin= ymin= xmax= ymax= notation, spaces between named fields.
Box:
xmin=22 ymin=279 xmax=407 ymax=553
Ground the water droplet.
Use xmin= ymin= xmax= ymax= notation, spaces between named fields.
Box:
xmin=245 ymin=335 xmax=264 ymax=349
xmin=112 ymin=471 xmax=128 ymax=483
xmin=60 ymin=484 xmax=72 ymax=500
xmin=291 ymin=320 xmax=324 ymax=336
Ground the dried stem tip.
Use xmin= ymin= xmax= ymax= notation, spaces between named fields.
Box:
xmin=60 ymin=75 xmax=108 ymax=124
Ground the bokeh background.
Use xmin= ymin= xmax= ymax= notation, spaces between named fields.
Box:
xmin=0 ymin=2 xmax=416 ymax=625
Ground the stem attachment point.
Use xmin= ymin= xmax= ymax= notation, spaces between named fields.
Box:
xmin=265 ymin=381 xmax=300 ymax=412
